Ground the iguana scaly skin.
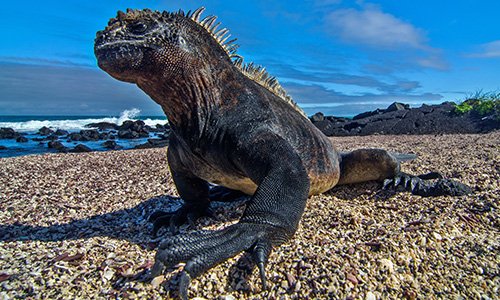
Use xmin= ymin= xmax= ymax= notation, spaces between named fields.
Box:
xmin=94 ymin=8 xmax=471 ymax=298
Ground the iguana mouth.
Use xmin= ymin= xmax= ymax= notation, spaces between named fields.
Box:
xmin=94 ymin=43 xmax=144 ymax=68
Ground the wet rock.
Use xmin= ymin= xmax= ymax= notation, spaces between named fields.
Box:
xmin=118 ymin=129 xmax=149 ymax=139
xmin=38 ymin=126 xmax=54 ymax=136
xmin=0 ymin=128 xmax=21 ymax=139
xmin=45 ymin=134 xmax=59 ymax=141
xmin=16 ymin=136 xmax=28 ymax=143
xmin=116 ymin=120 xmax=150 ymax=139
xmin=81 ymin=130 xmax=100 ymax=141
xmin=134 ymin=137 xmax=169 ymax=149
xmin=70 ymin=144 xmax=92 ymax=153
xmin=102 ymin=140 xmax=123 ymax=150
xmin=85 ymin=122 xmax=119 ymax=131
xmin=54 ymin=129 xmax=69 ymax=136
xmin=48 ymin=141 xmax=68 ymax=152
xmin=155 ymin=123 xmax=170 ymax=131
xmin=68 ymin=130 xmax=100 ymax=141
xmin=118 ymin=129 xmax=140 ymax=139
xmin=67 ymin=132 xmax=83 ymax=141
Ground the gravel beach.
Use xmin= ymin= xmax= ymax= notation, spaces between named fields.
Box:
xmin=1 ymin=132 xmax=498 ymax=299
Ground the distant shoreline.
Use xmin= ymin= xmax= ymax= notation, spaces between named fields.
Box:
xmin=1 ymin=101 xmax=498 ymax=158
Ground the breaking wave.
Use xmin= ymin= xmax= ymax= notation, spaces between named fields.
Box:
xmin=0 ymin=109 xmax=168 ymax=132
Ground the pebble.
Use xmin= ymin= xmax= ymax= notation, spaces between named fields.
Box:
xmin=433 ymin=232 xmax=443 ymax=241
xmin=151 ymin=275 xmax=165 ymax=289
xmin=379 ymin=258 xmax=394 ymax=273
xmin=366 ymin=291 xmax=376 ymax=300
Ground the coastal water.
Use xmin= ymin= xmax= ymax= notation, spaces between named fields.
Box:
xmin=0 ymin=109 xmax=167 ymax=132
xmin=0 ymin=109 xmax=168 ymax=158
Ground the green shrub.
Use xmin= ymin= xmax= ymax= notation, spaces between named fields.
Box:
xmin=454 ymin=91 xmax=500 ymax=118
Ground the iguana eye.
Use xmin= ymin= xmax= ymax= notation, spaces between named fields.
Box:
xmin=129 ymin=22 xmax=147 ymax=34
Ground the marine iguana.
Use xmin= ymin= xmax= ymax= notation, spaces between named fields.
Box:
xmin=94 ymin=7 xmax=471 ymax=298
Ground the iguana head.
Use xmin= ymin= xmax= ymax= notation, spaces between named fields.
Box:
xmin=94 ymin=8 xmax=234 ymax=84
xmin=95 ymin=7 xmax=307 ymax=118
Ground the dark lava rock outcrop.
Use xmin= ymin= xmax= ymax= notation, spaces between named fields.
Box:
xmin=311 ymin=102 xmax=499 ymax=136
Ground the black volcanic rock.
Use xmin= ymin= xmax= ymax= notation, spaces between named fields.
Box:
xmin=85 ymin=122 xmax=119 ymax=131
xmin=119 ymin=120 xmax=144 ymax=131
xmin=68 ymin=130 xmax=100 ymax=141
xmin=0 ymin=127 xmax=21 ymax=139
xmin=386 ymin=102 xmax=409 ymax=112
xmin=67 ymin=132 xmax=83 ymax=141
xmin=98 ymin=132 xmax=112 ymax=140
xmin=310 ymin=112 xmax=325 ymax=123
xmin=102 ymin=140 xmax=123 ymax=150
xmin=134 ymin=137 xmax=169 ymax=149
xmin=81 ymin=129 xmax=100 ymax=141
xmin=155 ymin=123 xmax=170 ymax=131
xmin=16 ymin=136 xmax=28 ymax=143
xmin=116 ymin=120 xmax=150 ymax=139
xmin=312 ymin=102 xmax=499 ymax=136
xmin=45 ymin=134 xmax=59 ymax=141
xmin=71 ymin=144 xmax=92 ymax=153
xmin=118 ymin=129 xmax=140 ymax=139
xmin=353 ymin=109 xmax=383 ymax=120
xmin=38 ymin=126 xmax=54 ymax=136
xmin=54 ymin=129 xmax=69 ymax=136
xmin=48 ymin=141 xmax=68 ymax=152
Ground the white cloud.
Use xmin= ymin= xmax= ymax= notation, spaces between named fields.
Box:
xmin=325 ymin=6 xmax=428 ymax=50
xmin=468 ymin=40 xmax=500 ymax=58
xmin=416 ymin=54 xmax=449 ymax=70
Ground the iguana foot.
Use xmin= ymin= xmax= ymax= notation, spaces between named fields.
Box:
xmin=151 ymin=222 xmax=277 ymax=299
xmin=208 ymin=185 xmax=247 ymax=202
xmin=383 ymin=172 xmax=472 ymax=197
xmin=149 ymin=186 xmax=246 ymax=236
xmin=149 ymin=202 xmax=210 ymax=236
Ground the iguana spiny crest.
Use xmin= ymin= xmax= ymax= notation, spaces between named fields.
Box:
xmin=94 ymin=7 xmax=307 ymax=118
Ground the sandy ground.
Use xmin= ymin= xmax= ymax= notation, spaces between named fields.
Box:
xmin=0 ymin=132 xmax=498 ymax=299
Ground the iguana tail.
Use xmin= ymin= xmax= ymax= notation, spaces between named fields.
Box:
xmin=388 ymin=152 xmax=417 ymax=162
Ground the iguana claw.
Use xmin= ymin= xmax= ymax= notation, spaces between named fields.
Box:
xmin=383 ymin=172 xmax=472 ymax=197
xmin=251 ymin=239 xmax=272 ymax=290
xmin=152 ymin=223 xmax=278 ymax=298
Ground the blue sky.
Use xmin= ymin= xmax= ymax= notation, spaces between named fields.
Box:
xmin=1 ymin=0 xmax=499 ymax=116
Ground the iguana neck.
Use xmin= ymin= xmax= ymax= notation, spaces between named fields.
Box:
xmin=137 ymin=67 xmax=223 ymax=140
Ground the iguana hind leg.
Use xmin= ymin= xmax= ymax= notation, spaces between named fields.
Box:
xmin=337 ymin=148 xmax=472 ymax=196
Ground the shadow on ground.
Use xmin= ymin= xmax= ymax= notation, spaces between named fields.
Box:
xmin=0 ymin=194 xmax=250 ymax=246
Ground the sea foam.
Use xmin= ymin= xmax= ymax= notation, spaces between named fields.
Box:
xmin=0 ymin=109 xmax=168 ymax=132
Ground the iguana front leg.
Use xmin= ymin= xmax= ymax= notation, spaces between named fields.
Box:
xmin=151 ymin=133 xmax=310 ymax=299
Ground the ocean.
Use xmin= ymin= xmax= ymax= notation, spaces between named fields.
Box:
xmin=0 ymin=109 xmax=168 ymax=158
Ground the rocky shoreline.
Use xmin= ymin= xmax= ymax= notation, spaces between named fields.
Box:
xmin=310 ymin=101 xmax=499 ymax=136
xmin=0 ymin=120 xmax=170 ymax=155
xmin=0 ymin=101 xmax=498 ymax=156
